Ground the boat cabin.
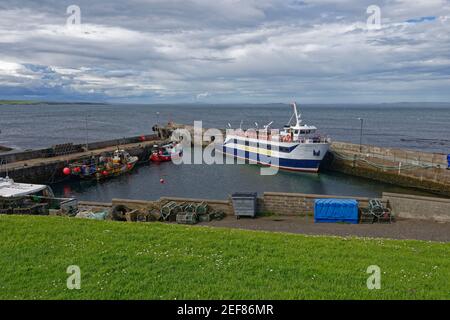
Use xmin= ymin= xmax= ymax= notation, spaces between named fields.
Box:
xmin=0 ymin=177 xmax=78 ymax=215
xmin=0 ymin=177 xmax=54 ymax=198
xmin=113 ymin=150 xmax=132 ymax=163
xmin=279 ymin=103 xmax=322 ymax=143
xmin=281 ymin=124 xmax=318 ymax=141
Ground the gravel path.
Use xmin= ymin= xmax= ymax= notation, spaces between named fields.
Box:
xmin=198 ymin=216 xmax=450 ymax=242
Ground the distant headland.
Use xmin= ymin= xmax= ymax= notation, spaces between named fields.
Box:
xmin=0 ymin=100 xmax=107 ymax=105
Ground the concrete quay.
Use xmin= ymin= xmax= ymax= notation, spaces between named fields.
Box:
xmin=0 ymin=134 xmax=164 ymax=184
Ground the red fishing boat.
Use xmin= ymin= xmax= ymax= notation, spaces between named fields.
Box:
xmin=149 ymin=143 xmax=182 ymax=163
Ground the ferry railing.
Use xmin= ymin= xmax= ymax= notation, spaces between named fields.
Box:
xmin=228 ymin=131 xmax=331 ymax=144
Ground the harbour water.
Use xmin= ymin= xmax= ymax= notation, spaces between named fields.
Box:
xmin=1 ymin=103 xmax=449 ymax=201
xmin=50 ymin=156 xmax=433 ymax=202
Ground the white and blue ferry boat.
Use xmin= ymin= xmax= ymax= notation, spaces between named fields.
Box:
xmin=219 ymin=102 xmax=330 ymax=172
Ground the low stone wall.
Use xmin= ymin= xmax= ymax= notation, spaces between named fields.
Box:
xmin=382 ymin=192 xmax=450 ymax=223
xmin=79 ymin=201 xmax=112 ymax=207
xmin=0 ymin=148 xmax=54 ymax=164
xmin=4 ymin=160 xmax=70 ymax=184
xmin=0 ymin=145 xmax=13 ymax=153
xmin=0 ymin=134 xmax=157 ymax=164
xmin=112 ymin=198 xmax=159 ymax=211
xmin=262 ymin=192 xmax=371 ymax=216
xmin=86 ymin=134 xmax=157 ymax=151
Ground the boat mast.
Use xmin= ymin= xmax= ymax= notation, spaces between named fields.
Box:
xmin=292 ymin=102 xmax=302 ymax=127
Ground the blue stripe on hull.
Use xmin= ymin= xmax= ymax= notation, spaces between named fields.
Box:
xmin=222 ymin=146 xmax=321 ymax=171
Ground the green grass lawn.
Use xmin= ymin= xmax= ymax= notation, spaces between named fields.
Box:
xmin=0 ymin=215 xmax=449 ymax=299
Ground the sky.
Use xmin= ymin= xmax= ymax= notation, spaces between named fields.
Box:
xmin=0 ymin=0 xmax=449 ymax=103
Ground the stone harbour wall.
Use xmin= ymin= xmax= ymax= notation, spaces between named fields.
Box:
xmin=382 ymin=192 xmax=450 ymax=223
xmin=101 ymin=191 xmax=449 ymax=222
xmin=261 ymin=192 xmax=372 ymax=216
xmin=326 ymin=142 xmax=450 ymax=196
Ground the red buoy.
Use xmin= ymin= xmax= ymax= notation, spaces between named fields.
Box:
xmin=63 ymin=186 xmax=71 ymax=196
xmin=139 ymin=135 xmax=146 ymax=142
xmin=74 ymin=167 xmax=81 ymax=173
xmin=160 ymin=178 xmax=165 ymax=184
xmin=63 ymin=167 xmax=71 ymax=175
xmin=102 ymin=170 xmax=109 ymax=176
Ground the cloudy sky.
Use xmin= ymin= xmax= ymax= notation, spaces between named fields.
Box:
xmin=0 ymin=0 xmax=449 ymax=103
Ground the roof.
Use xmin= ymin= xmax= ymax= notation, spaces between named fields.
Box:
xmin=0 ymin=178 xmax=48 ymax=198
xmin=290 ymin=124 xmax=317 ymax=130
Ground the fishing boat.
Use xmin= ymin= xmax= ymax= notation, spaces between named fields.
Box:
xmin=149 ymin=142 xmax=182 ymax=163
xmin=0 ymin=177 xmax=78 ymax=215
xmin=64 ymin=149 xmax=138 ymax=180
xmin=218 ymin=102 xmax=330 ymax=172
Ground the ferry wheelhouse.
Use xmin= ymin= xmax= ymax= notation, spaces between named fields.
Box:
xmin=220 ymin=102 xmax=330 ymax=172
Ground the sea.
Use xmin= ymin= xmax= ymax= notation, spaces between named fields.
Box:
xmin=1 ymin=102 xmax=449 ymax=201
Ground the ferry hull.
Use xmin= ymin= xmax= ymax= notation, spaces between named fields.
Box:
xmin=219 ymin=147 xmax=324 ymax=172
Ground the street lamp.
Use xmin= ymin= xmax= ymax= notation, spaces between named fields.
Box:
xmin=357 ymin=117 xmax=364 ymax=153
xmin=85 ymin=114 xmax=89 ymax=151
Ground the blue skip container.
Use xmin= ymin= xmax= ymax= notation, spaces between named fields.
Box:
xmin=314 ymin=199 xmax=359 ymax=224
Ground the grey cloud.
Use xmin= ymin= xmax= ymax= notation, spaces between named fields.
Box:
xmin=0 ymin=0 xmax=449 ymax=103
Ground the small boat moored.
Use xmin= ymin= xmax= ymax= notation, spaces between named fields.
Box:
xmin=149 ymin=142 xmax=182 ymax=163
xmin=0 ymin=177 xmax=78 ymax=215
xmin=64 ymin=149 xmax=138 ymax=180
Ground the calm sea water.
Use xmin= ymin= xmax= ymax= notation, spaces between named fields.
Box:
xmin=1 ymin=103 xmax=449 ymax=201
xmin=1 ymin=103 xmax=450 ymax=153
xmin=49 ymin=156 xmax=434 ymax=201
